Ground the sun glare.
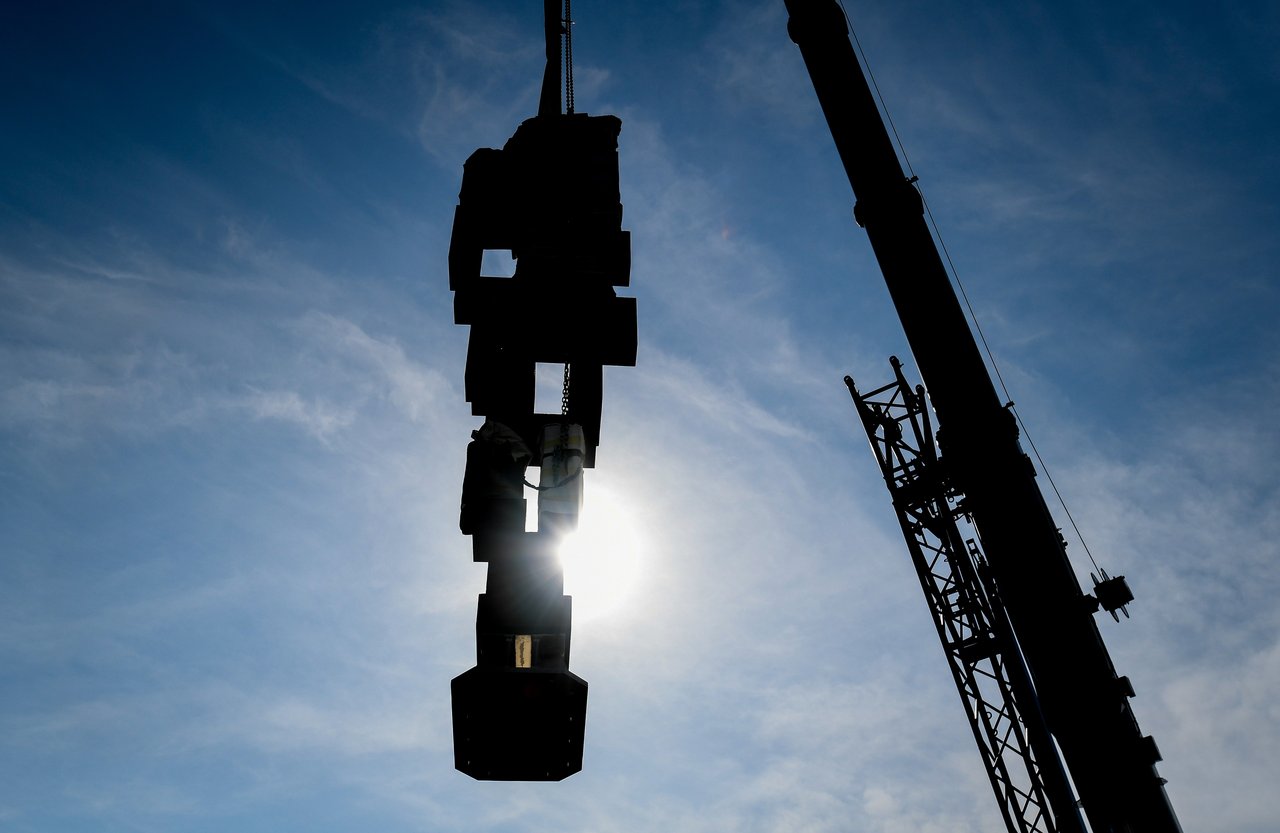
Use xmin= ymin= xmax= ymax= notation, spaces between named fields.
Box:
xmin=557 ymin=486 xmax=644 ymax=622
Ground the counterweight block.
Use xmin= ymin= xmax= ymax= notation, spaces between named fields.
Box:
xmin=451 ymin=667 xmax=587 ymax=781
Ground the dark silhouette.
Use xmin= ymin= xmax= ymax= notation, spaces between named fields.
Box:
xmin=785 ymin=1 xmax=1183 ymax=830
xmin=447 ymin=0 xmax=635 ymax=781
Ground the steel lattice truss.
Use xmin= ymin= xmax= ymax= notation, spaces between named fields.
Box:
xmin=847 ymin=359 xmax=1074 ymax=833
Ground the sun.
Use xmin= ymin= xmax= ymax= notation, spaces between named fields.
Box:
xmin=557 ymin=485 xmax=644 ymax=623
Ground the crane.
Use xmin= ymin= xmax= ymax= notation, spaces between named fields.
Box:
xmin=444 ymin=1 xmax=1187 ymax=827
xmin=783 ymin=1 xmax=1183 ymax=831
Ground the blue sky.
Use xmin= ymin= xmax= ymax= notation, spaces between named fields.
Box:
xmin=3 ymin=1 xmax=1278 ymax=831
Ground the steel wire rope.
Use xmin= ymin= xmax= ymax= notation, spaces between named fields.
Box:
xmin=532 ymin=0 xmax=577 ymax=495
xmin=563 ymin=0 xmax=575 ymax=114
xmin=837 ymin=1 xmax=1102 ymax=575
xmin=561 ymin=0 xmax=573 ymax=448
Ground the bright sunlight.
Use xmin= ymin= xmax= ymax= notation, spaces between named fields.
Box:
xmin=557 ymin=486 xmax=644 ymax=622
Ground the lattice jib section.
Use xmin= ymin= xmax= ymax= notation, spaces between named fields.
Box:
xmin=846 ymin=361 xmax=1072 ymax=833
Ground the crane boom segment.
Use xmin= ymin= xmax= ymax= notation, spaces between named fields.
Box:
xmin=782 ymin=2 xmax=1185 ymax=831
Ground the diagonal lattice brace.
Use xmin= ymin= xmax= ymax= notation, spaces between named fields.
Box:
xmin=846 ymin=357 xmax=1085 ymax=833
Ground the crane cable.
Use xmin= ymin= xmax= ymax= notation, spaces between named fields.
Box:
xmin=554 ymin=1 xmax=576 ymax=491
xmin=561 ymin=0 xmax=574 ymax=405
xmin=563 ymin=0 xmax=575 ymax=114
xmin=838 ymin=1 xmax=1103 ymax=576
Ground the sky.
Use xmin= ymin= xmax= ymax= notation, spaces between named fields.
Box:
xmin=2 ymin=1 xmax=1278 ymax=831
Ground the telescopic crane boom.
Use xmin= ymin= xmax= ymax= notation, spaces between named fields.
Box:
xmin=782 ymin=3 xmax=1184 ymax=832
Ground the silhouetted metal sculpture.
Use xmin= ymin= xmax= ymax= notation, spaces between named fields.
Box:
xmin=783 ymin=1 xmax=1184 ymax=831
xmin=448 ymin=0 xmax=635 ymax=781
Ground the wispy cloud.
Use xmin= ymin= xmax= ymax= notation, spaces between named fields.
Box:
xmin=706 ymin=0 xmax=818 ymax=125
xmin=238 ymin=386 xmax=355 ymax=441
xmin=3 ymin=2 xmax=1276 ymax=830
